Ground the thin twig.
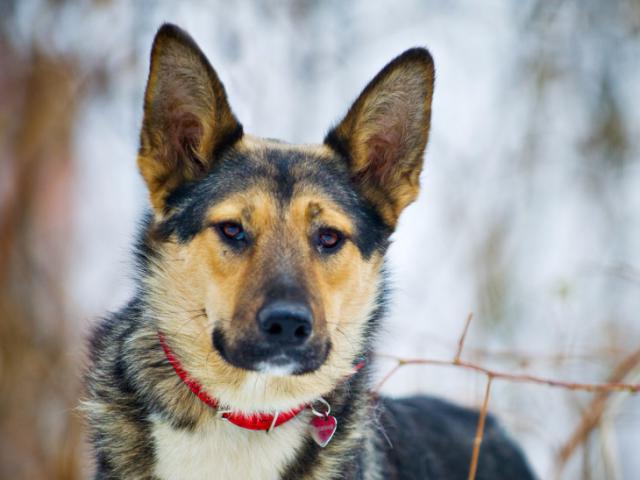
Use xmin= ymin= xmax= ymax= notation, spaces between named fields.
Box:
xmin=377 ymin=355 xmax=640 ymax=393
xmin=555 ymin=347 xmax=640 ymax=474
xmin=468 ymin=375 xmax=493 ymax=480
xmin=455 ymin=312 xmax=474 ymax=364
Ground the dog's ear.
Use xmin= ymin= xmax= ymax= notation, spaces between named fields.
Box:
xmin=325 ymin=48 xmax=434 ymax=227
xmin=138 ymin=24 xmax=242 ymax=213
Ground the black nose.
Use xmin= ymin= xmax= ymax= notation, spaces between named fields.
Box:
xmin=257 ymin=301 xmax=313 ymax=346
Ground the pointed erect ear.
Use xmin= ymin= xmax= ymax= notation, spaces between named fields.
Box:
xmin=138 ymin=24 xmax=243 ymax=213
xmin=325 ymin=48 xmax=434 ymax=227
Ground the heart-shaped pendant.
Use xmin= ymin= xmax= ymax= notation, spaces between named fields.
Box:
xmin=310 ymin=414 xmax=337 ymax=447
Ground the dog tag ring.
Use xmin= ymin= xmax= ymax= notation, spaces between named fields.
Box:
xmin=310 ymin=398 xmax=338 ymax=448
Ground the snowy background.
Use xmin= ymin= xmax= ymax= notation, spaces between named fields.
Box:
xmin=1 ymin=1 xmax=639 ymax=478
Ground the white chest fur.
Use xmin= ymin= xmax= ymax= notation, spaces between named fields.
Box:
xmin=151 ymin=414 xmax=309 ymax=480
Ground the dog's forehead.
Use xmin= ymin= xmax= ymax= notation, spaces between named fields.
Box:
xmin=160 ymin=135 xmax=389 ymax=256
xmin=208 ymin=136 xmax=356 ymax=208
xmin=239 ymin=135 xmax=336 ymax=160
xmin=237 ymin=136 xmax=347 ymax=193
xmin=164 ymin=137 xmax=346 ymax=209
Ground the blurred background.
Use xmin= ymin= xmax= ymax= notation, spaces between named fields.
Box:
xmin=1 ymin=0 xmax=639 ymax=478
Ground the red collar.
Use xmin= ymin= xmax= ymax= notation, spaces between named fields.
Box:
xmin=158 ymin=331 xmax=364 ymax=431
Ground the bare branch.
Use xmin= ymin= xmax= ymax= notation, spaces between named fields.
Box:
xmin=468 ymin=375 xmax=493 ymax=480
xmin=377 ymin=355 xmax=640 ymax=393
xmin=555 ymin=347 xmax=640 ymax=475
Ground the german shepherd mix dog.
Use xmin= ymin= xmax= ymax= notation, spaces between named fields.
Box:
xmin=85 ymin=24 xmax=535 ymax=480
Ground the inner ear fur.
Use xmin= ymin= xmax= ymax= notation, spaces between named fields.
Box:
xmin=325 ymin=48 xmax=435 ymax=227
xmin=138 ymin=23 xmax=242 ymax=213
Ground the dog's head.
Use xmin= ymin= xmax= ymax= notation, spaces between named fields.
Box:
xmin=138 ymin=24 xmax=434 ymax=411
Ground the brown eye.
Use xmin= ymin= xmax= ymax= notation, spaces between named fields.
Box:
xmin=217 ymin=222 xmax=246 ymax=242
xmin=316 ymin=228 xmax=343 ymax=251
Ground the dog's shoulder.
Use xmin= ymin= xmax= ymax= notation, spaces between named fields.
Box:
xmin=88 ymin=299 xmax=143 ymax=367
xmin=375 ymin=395 xmax=536 ymax=480
xmin=83 ymin=298 xmax=158 ymax=478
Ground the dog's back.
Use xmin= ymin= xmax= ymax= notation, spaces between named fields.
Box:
xmin=377 ymin=396 xmax=534 ymax=479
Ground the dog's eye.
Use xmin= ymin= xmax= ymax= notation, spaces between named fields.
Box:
xmin=316 ymin=228 xmax=344 ymax=251
xmin=217 ymin=222 xmax=246 ymax=242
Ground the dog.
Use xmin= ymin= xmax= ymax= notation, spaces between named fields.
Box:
xmin=84 ymin=23 xmax=536 ymax=480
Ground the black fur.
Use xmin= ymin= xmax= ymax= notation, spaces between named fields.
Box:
xmin=377 ymin=396 xmax=534 ymax=479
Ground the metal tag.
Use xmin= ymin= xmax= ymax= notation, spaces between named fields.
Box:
xmin=310 ymin=414 xmax=337 ymax=447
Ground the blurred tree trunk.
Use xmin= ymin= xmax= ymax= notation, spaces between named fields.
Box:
xmin=0 ymin=34 xmax=86 ymax=480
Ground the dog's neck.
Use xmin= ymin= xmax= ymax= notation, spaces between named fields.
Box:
xmin=147 ymin=370 xmax=374 ymax=480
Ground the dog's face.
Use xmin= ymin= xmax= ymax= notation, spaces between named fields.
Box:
xmin=138 ymin=25 xmax=434 ymax=411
